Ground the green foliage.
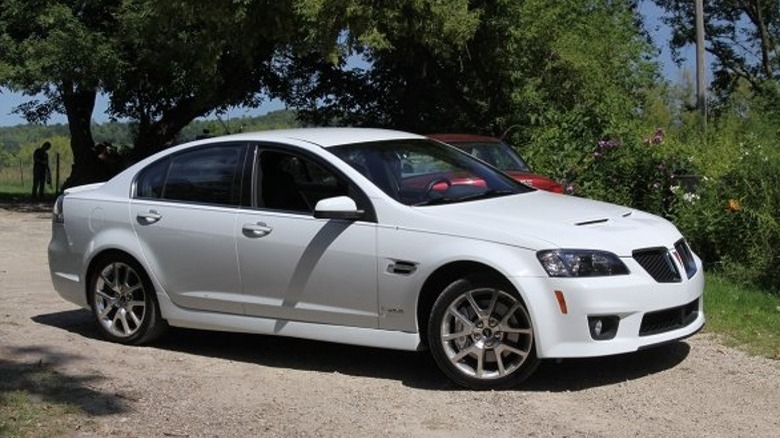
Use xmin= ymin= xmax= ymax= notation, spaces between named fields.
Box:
xmin=671 ymin=138 xmax=780 ymax=293
xmin=281 ymin=0 xmax=658 ymax=139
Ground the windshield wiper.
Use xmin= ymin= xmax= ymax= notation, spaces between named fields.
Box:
xmin=413 ymin=196 xmax=460 ymax=206
xmin=457 ymin=189 xmax=515 ymax=201
xmin=413 ymin=189 xmax=515 ymax=206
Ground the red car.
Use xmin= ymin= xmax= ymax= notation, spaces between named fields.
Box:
xmin=429 ymin=134 xmax=564 ymax=193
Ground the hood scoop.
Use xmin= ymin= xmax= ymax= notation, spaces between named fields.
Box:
xmin=575 ymin=218 xmax=609 ymax=226
xmin=575 ymin=210 xmax=633 ymax=226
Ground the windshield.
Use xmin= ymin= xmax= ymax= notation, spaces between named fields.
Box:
xmin=448 ymin=141 xmax=532 ymax=172
xmin=330 ymin=139 xmax=533 ymax=206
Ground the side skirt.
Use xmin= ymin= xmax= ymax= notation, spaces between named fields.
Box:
xmin=157 ymin=293 xmax=423 ymax=351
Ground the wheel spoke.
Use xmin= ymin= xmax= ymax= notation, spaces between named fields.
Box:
xmin=496 ymin=350 xmax=507 ymax=376
xmin=452 ymin=344 xmax=478 ymax=363
xmin=96 ymin=289 xmax=115 ymax=303
xmin=111 ymin=263 xmax=121 ymax=289
xmin=98 ymin=303 xmax=114 ymax=319
xmin=502 ymin=327 xmax=532 ymax=335
xmin=116 ymin=308 xmax=131 ymax=335
xmin=465 ymin=292 xmax=484 ymax=317
xmin=128 ymin=309 xmax=142 ymax=327
xmin=499 ymin=302 xmax=521 ymax=325
xmin=475 ymin=348 xmax=485 ymax=377
xmin=122 ymin=265 xmax=132 ymax=289
xmin=486 ymin=290 xmax=499 ymax=318
xmin=448 ymin=307 xmax=474 ymax=328
xmin=442 ymin=328 xmax=471 ymax=342
xmin=495 ymin=343 xmax=528 ymax=359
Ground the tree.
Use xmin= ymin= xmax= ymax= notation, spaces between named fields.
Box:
xmin=276 ymin=0 xmax=657 ymax=143
xmin=0 ymin=1 xmax=302 ymax=186
xmin=105 ymin=0 xmax=300 ymax=161
xmin=653 ymin=0 xmax=779 ymax=96
xmin=0 ymin=0 xmax=122 ymax=187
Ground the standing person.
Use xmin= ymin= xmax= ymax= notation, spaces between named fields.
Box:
xmin=32 ymin=141 xmax=52 ymax=199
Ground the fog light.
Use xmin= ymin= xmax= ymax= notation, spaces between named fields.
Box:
xmin=588 ymin=316 xmax=619 ymax=340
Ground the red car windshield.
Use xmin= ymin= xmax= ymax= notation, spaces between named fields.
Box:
xmin=331 ymin=139 xmax=533 ymax=206
xmin=446 ymin=140 xmax=532 ymax=172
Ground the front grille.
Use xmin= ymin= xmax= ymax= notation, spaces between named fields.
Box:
xmin=633 ymin=247 xmax=681 ymax=283
xmin=674 ymin=239 xmax=698 ymax=279
xmin=639 ymin=298 xmax=699 ymax=336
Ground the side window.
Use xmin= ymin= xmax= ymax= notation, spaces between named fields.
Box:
xmin=136 ymin=158 xmax=170 ymax=199
xmin=257 ymin=150 xmax=348 ymax=213
xmin=135 ymin=144 xmax=245 ymax=206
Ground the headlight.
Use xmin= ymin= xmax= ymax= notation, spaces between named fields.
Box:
xmin=537 ymin=249 xmax=629 ymax=277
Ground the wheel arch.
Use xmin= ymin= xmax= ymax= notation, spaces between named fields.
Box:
xmin=416 ymin=261 xmax=522 ymax=349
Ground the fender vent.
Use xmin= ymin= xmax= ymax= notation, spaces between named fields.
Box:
xmin=387 ymin=260 xmax=417 ymax=275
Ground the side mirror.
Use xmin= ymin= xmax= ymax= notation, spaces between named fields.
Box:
xmin=313 ymin=196 xmax=364 ymax=220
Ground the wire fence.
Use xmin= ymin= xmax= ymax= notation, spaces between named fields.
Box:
xmin=0 ymin=153 xmax=69 ymax=195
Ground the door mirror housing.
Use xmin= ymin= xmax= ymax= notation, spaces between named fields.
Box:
xmin=313 ymin=196 xmax=365 ymax=220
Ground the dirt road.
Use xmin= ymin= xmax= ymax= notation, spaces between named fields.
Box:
xmin=1 ymin=207 xmax=778 ymax=437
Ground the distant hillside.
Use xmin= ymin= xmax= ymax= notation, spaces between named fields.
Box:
xmin=0 ymin=109 xmax=300 ymax=153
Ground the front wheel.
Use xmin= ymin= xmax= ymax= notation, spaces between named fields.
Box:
xmin=89 ymin=254 xmax=167 ymax=345
xmin=428 ymin=276 xmax=539 ymax=390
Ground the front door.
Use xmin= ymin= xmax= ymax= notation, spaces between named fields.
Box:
xmin=236 ymin=148 xmax=379 ymax=329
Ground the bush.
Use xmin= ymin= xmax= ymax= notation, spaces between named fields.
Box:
xmin=670 ymin=139 xmax=780 ymax=293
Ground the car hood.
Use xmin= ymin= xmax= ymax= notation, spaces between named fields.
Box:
xmin=414 ymin=191 xmax=682 ymax=256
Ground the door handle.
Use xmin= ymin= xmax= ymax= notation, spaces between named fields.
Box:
xmin=242 ymin=222 xmax=273 ymax=238
xmin=136 ymin=210 xmax=162 ymax=225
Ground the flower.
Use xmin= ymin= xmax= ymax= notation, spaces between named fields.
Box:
xmin=643 ymin=128 xmax=665 ymax=145
xmin=682 ymin=193 xmax=700 ymax=203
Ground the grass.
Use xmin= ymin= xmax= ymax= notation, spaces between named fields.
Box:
xmin=0 ymin=363 xmax=99 ymax=437
xmin=703 ymin=273 xmax=780 ymax=359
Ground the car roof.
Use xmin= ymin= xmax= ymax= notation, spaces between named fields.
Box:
xmin=428 ymin=133 xmax=501 ymax=143
xmin=207 ymin=127 xmax=426 ymax=148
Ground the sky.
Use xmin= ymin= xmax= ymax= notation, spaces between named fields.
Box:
xmin=0 ymin=1 xmax=698 ymax=128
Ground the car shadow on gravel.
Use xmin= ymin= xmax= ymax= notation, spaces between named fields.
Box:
xmin=34 ymin=309 xmax=691 ymax=392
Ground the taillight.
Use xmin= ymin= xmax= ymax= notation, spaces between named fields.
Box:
xmin=53 ymin=195 xmax=65 ymax=223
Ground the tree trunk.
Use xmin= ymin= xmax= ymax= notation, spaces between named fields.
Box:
xmin=60 ymin=83 xmax=102 ymax=191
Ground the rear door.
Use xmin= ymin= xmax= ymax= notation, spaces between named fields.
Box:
xmin=131 ymin=143 xmax=250 ymax=314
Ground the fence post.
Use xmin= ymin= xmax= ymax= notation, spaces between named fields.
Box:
xmin=19 ymin=158 xmax=24 ymax=186
xmin=56 ymin=153 xmax=60 ymax=194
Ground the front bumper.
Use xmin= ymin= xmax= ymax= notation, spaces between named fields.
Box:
xmin=516 ymin=256 xmax=705 ymax=359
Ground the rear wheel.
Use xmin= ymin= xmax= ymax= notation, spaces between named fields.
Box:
xmin=89 ymin=254 xmax=167 ymax=344
xmin=428 ymin=275 xmax=539 ymax=389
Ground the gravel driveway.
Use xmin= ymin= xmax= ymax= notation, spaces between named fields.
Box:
xmin=1 ymin=206 xmax=779 ymax=437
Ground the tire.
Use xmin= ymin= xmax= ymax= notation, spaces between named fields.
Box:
xmin=428 ymin=275 xmax=539 ymax=390
xmin=88 ymin=254 xmax=167 ymax=345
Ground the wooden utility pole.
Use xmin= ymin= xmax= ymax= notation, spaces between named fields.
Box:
xmin=695 ymin=0 xmax=707 ymax=132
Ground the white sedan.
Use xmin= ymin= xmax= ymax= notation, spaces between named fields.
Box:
xmin=48 ymin=128 xmax=704 ymax=389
